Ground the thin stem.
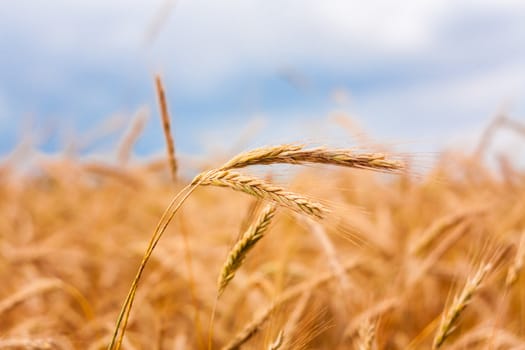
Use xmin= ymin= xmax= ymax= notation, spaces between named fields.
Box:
xmin=108 ymin=184 xmax=195 ymax=350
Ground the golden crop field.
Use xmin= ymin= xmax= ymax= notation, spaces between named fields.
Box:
xmin=1 ymin=106 xmax=524 ymax=350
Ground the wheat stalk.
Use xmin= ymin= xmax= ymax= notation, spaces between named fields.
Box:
xmin=193 ymin=170 xmax=327 ymax=219
xmin=108 ymin=184 xmax=197 ymax=350
xmin=432 ymin=262 xmax=493 ymax=349
xmin=109 ymin=144 xmax=399 ymax=349
xmin=218 ymin=204 xmax=277 ymax=295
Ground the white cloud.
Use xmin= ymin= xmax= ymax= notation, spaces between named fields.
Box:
xmin=368 ymin=60 xmax=523 ymax=114
xmin=151 ymin=0 xmax=525 ymax=91
xmin=1 ymin=0 xmax=524 ymax=155
xmin=350 ymin=59 xmax=525 ymax=152
xmin=3 ymin=0 xmax=524 ymax=93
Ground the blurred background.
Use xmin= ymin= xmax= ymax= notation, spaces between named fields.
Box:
xmin=1 ymin=0 xmax=524 ymax=161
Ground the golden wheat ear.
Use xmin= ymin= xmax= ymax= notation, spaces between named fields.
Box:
xmin=218 ymin=203 xmax=276 ymax=295
xmin=219 ymin=144 xmax=305 ymax=170
xmin=219 ymin=144 xmax=403 ymax=172
xmin=193 ymin=170 xmax=328 ymax=219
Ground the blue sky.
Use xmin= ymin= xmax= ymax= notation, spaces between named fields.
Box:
xmin=1 ymin=0 xmax=524 ymax=159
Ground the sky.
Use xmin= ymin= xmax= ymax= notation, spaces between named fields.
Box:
xmin=0 ymin=0 xmax=524 ymax=160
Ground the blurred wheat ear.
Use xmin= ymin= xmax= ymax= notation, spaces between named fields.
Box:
xmin=155 ymin=74 xmax=177 ymax=181
xmin=432 ymin=262 xmax=493 ymax=349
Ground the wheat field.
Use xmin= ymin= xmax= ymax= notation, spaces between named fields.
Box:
xmin=1 ymin=113 xmax=524 ymax=350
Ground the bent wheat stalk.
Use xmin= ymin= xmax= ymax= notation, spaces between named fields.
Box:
xmin=111 ymin=169 xmax=320 ymax=348
xmin=109 ymin=144 xmax=399 ymax=349
xmin=108 ymin=184 xmax=197 ymax=350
